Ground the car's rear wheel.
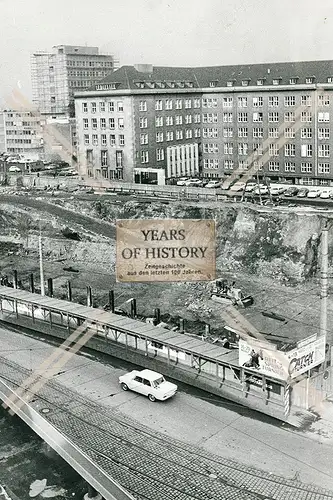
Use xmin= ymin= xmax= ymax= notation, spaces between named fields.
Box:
xmin=121 ymin=383 xmax=128 ymax=391
xmin=148 ymin=394 xmax=156 ymax=402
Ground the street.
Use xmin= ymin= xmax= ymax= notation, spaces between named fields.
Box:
xmin=1 ymin=323 xmax=333 ymax=491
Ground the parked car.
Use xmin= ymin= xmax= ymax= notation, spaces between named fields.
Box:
xmin=253 ymin=185 xmax=268 ymax=195
xmin=119 ymin=369 xmax=178 ymax=402
xmin=284 ymin=187 xmax=299 ymax=197
xmin=320 ymin=189 xmax=332 ymax=199
xmin=270 ymin=186 xmax=287 ymax=196
xmin=184 ymin=178 xmax=203 ymax=186
xmin=8 ymin=166 xmax=21 ymax=172
xmin=176 ymin=177 xmax=188 ymax=186
xmin=205 ymin=180 xmax=221 ymax=189
xmin=229 ymin=182 xmax=246 ymax=192
xmin=307 ymin=189 xmax=321 ymax=198
xmin=297 ymin=188 xmax=309 ymax=198
xmin=244 ymin=182 xmax=257 ymax=192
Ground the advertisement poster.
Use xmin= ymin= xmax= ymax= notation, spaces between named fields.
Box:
xmin=116 ymin=219 xmax=216 ymax=283
xmin=239 ymin=337 xmax=326 ymax=381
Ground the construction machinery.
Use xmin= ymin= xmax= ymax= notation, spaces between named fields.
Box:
xmin=210 ymin=279 xmax=254 ymax=308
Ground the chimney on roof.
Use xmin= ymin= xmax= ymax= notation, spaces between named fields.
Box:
xmin=134 ymin=64 xmax=153 ymax=74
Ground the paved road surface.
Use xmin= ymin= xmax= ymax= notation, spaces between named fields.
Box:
xmin=1 ymin=324 xmax=333 ymax=497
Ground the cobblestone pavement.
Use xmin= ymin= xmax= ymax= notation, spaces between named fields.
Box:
xmin=1 ymin=356 xmax=333 ymax=500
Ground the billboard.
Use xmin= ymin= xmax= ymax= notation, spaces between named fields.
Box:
xmin=239 ymin=336 xmax=326 ymax=381
xmin=116 ymin=219 xmax=216 ymax=283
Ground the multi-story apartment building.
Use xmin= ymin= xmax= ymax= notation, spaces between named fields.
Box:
xmin=0 ymin=109 xmax=44 ymax=159
xmin=31 ymin=45 xmax=117 ymax=118
xmin=74 ymin=60 xmax=333 ymax=186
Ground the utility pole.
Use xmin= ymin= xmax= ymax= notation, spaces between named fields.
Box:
xmin=320 ymin=221 xmax=329 ymax=340
xmin=39 ymin=221 xmax=45 ymax=296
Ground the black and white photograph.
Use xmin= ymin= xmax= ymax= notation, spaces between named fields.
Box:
xmin=1 ymin=0 xmax=333 ymax=499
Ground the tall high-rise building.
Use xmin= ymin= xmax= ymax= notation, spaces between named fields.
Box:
xmin=31 ymin=45 xmax=117 ymax=118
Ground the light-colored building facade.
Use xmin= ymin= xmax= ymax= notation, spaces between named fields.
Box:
xmin=0 ymin=109 xmax=44 ymax=159
xmin=74 ymin=60 xmax=333 ymax=186
xmin=31 ymin=45 xmax=117 ymax=118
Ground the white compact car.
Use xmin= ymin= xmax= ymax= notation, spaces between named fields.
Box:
xmin=119 ymin=369 xmax=177 ymax=402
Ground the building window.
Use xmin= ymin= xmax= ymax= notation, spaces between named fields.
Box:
xmin=166 ymin=116 xmax=174 ymax=126
xmin=301 ymin=162 xmax=312 ymax=172
xmin=194 ymin=128 xmax=201 ymax=138
xmin=165 ymin=99 xmax=173 ymax=110
xmin=268 ymin=128 xmax=278 ymax=139
xmin=301 ymin=111 xmax=312 ymax=123
xmin=118 ymin=118 xmax=124 ymax=129
xmin=268 ymin=96 xmax=279 ymax=107
xmin=203 ymin=98 xmax=217 ymax=108
xmin=224 ymin=128 xmax=233 ymax=138
xmin=185 ymin=129 xmax=192 ymax=139
xmin=238 ymin=143 xmax=248 ymax=155
xmin=100 ymin=118 xmax=106 ymax=129
xmin=223 ymin=112 xmax=233 ymax=123
xmin=204 ymin=144 xmax=219 ymax=153
xmin=253 ymin=128 xmax=263 ymax=138
xmin=139 ymin=100 xmax=147 ymax=112
xmin=185 ymin=115 xmax=192 ymax=124
xmin=175 ymin=99 xmax=182 ymax=110
xmin=289 ymin=78 xmax=298 ymax=85
xmin=318 ymin=95 xmax=330 ymax=106
xmin=84 ymin=134 xmax=89 ymax=145
xmin=269 ymin=144 xmax=279 ymax=156
xmin=238 ymin=97 xmax=248 ymax=108
xmin=141 ymin=151 xmax=149 ymax=163
xmin=301 ymin=128 xmax=312 ymax=138
xmin=272 ymin=79 xmax=280 ymax=86
xmin=209 ymin=81 xmax=217 ymax=87
xmin=318 ymin=128 xmax=330 ymax=140
xmin=224 ymin=160 xmax=234 ymax=170
xmin=155 ymin=116 xmax=163 ymax=127
xmin=176 ymin=130 xmax=183 ymax=140
xmin=100 ymin=102 xmax=105 ymax=112
xmin=155 ymin=100 xmax=163 ymax=111
xmin=101 ymin=134 xmax=107 ymax=146
xmin=194 ymin=98 xmax=201 ymax=108
xmin=224 ymin=143 xmax=233 ymax=155
xmin=82 ymin=103 xmax=88 ymax=113
xmin=319 ymin=144 xmax=330 ymax=157
xmin=238 ymin=112 xmax=248 ymax=122
xmin=269 ymin=161 xmax=280 ymax=171
xmin=257 ymin=79 xmax=264 ymax=86
xmin=226 ymin=81 xmax=233 ymax=87
xmin=239 ymin=160 xmax=248 ymax=170
xmin=284 ymin=127 xmax=295 ymax=138
xmin=194 ymin=114 xmax=201 ymax=123
xmin=108 ymin=101 xmax=115 ymax=112
xmin=284 ymin=96 xmax=296 ymax=107
xmin=117 ymin=101 xmax=124 ymax=112
xmin=140 ymin=133 xmax=148 ymax=145
xmin=253 ymin=112 xmax=263 ymax=122
xmin=140 ymin=117 xmax=148 ymax=128
xmin=268 ymin=112 xmax=279 ymax=122
xmin=119 ymin=135 xmax=125 ymax=147
xmin=241 ymin=80 xmax=250 ymax=86
xmin=253 ymin=97 xmax=263 ymax=107
xmin=223 ymin=97 xmax=233 ymax=108
xmin=156 ymin=148 xmax=164 ymax=161
xmin=166 ymin=131 xmax=174 ymax=141
xmin=301 ymin=144 xmax=313 ymax=157
xmin=110 ymin=134 xmax=116 ymax=146
xmin=101 ymin=150 xmax=108 ymax=166
xmin=318 ymin=163 xmax=330 ymax=174
xmin=284 ymin=144 xmax=295 ymax=157
xmin=204 ymin=128 xmax=218 ymax=138
xmin=83 ymin=118 xmax=89 ymax=129
xmin=156 ymin=132 xmax=164 ymax=142
xmin=175 ymin=115 xmax=183 ymax=125
xmin=253 ymin=144 xmax=263 ymax=156
xmin=318 ymin=112 xmax=330 ymax=122
xmin=91 ymin=102 xmax=96 ymax=113
xmin=284 ymin=162 xmax=296 ymax=172
xmin=92 ymin=118 xmax=97 ymax=129
xmin=301 ymin=95 xmax=312 ymax=106
xmin=109 ymin=118 xmax=115 ymax=129
xmin=238 ymin=127 xmax=248 ymax=138
xmin=185 ymin=99 xmax=192 ymax=109
xmin=305 ymin=77 xmax=314 ymax=84
xmin=92 ymin=134 xmax=98 ymax=146
xmin=284 ymin=112 xmax=295 ymax=122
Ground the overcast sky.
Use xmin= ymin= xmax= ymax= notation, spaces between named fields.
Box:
xmin=1 ymin=0 xmax=333 ymax=107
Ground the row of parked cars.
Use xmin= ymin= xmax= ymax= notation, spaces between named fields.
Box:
xmin=176 ymin=178 xmax=221 ymax=188
xmin=232 ymin=181 xmax=333 ymax=199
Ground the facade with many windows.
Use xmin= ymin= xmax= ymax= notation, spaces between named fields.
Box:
xmin=0 ymin=110 xmax=44 ymax=159
xmin=74 ymin=61 xmax=333 ymax=185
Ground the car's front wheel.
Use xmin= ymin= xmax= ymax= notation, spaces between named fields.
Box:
xmin=121 ymin=382 xmax=128 ymax=391
xmin=148 ymin=394 xmax=156 ymax=402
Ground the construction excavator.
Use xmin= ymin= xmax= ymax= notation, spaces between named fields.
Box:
xmin=210 ymin=279 xmax=254 ymax=308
